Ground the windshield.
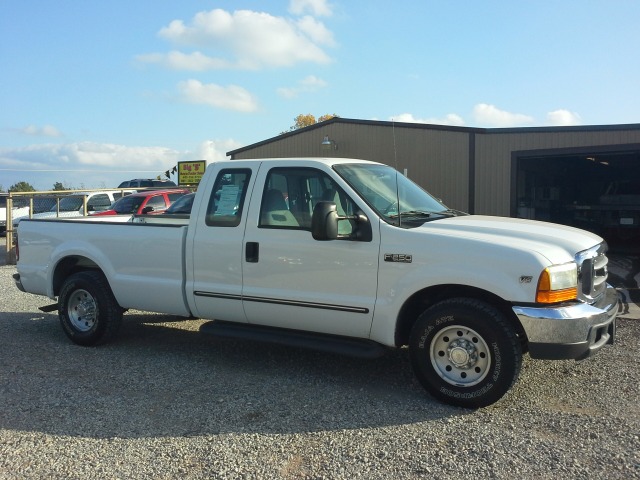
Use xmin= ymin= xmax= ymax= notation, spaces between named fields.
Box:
xmin=165 ymin=193 xmax=194 ymax=214
xmin=110 ymin=196 xmax=145 ymax=214
xmin=50 ymin=196 xmax=84 ymax=212
xmin=333 ymin=163 xmax=452 ymax=226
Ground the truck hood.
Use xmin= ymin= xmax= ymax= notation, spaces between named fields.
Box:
xmin=422 ymin=215 xmax=603 ymax=264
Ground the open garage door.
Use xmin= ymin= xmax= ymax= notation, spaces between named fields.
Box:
xmin=514 ymin=145 xmax=640 ymax=254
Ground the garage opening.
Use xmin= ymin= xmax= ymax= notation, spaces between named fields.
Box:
xmin=514 ymin=145 xmax=640 ymax=254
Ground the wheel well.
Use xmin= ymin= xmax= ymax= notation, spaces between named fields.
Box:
xmin=52 ymin=256 xmax=102 ymax=296
xmin=394 ymin=284 xmax=527 ymax=351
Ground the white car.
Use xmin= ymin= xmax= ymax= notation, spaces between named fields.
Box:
xmin=1 ymin=194 xmax=31 ymax=235
xmin=12 ymin=190 xmax=131 ymax=228
xmin=0 ymin=194 xmax=8 ymax=235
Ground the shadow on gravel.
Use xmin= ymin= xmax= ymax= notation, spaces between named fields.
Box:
xmin=0 ymin=311 xmax=473 ymax=439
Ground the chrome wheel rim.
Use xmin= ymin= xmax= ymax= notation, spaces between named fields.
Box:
xmin=67 ymin=289 xmax=97 ymax=332
xmin=430 ymin=325 xmax=491 ymax=387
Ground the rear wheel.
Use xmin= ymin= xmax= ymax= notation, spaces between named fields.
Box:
xmin=58 ymin=271 xmax=123 ymax=346
xmin=409 ymin=298 xmax=522 ymax=408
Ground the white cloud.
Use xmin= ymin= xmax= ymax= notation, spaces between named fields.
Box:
xmin=391 ymin=113 xmax=466 ymax=126
xmin=17 ymin=125 xmax=62 ymax=137
xmin=0 ymin=142 xmax=180 ymax=169
xmin=277 ymin=75 xmax=328 ymax=99
xmin=296 ymin=15 xmax=336 ymax=46
xmin=547 ymin=109 xmax=582 ymax=126
xmin=195 ymin=139 xmax=243 ymax=162
xmin=141 ymin=8 xmax=335 ymax=71
xmin=177 ymin=79 xmax=258 ymax=112
xmin=136 ymin=51 xmax=232 ymax=71
xmin=0 ymin=140 xmax=242 ymax=190
xmin=288 ymin=0 xmax=333 ymax=17
xmin=472 ymin=103 xmax=534 ymax=127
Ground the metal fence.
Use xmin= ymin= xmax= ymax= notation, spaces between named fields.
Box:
xmin=3 ymin=188 xmax=137 ymax=265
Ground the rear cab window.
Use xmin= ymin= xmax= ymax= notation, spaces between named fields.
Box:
xmin=205 ymin=169 xmax=252 ymax=227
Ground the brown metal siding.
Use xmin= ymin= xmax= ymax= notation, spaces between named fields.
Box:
xmin=232 ymin=122 xmax=471 ymax=211
xmin=475 ymin=129 xmax=640 ymax=216
xmin=230 ymin=119 xmax=640 ymax=217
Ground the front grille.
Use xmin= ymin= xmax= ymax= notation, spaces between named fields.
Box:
xmin=576 ymin=243 xmax=609 ymax=303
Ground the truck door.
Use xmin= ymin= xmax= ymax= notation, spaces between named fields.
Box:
xmin=189 ymin=167 xmax=255 ymax=323
xmin=242 ymin=166 xmax=380 ymax=338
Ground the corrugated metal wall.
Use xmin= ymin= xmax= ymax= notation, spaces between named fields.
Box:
xmin=232 ymin=122 xmax=471 ymax=211
xmin=475 ymin=128 xmax=640 ymax=216
xmin=230 ymin=119 xmax=640 ymax=217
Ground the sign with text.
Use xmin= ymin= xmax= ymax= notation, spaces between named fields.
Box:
xmin=178 ymin=161 xmax=207 ymax=185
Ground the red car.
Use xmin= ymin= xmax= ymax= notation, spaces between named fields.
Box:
xmin=92 ymin=189 xmax=191 ymax=216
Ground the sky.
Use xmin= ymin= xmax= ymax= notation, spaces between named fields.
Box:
xmin=1 ymin=0 xmax=639 ymax=191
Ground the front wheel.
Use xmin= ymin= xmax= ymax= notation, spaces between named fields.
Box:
xmin=58 ymin=271 xmax=123 ymax=346
xmin=409 ymin=298 xmax=522 ymax=408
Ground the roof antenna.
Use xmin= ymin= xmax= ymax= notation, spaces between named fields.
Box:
xmin=392 ymin=118 xmax=401 ymax=227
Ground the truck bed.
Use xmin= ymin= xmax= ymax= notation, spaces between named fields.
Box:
xmin=17 ymin=218 xmax=192 ymax=316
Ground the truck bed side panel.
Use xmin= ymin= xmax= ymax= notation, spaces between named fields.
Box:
xmin=18 ymin=220 xmax=191 ymax=316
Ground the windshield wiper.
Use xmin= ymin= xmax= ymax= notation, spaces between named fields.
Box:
xmin=389 ymin=209 xmax=468 ymax=220
xmin=388 ymin=210 xmax=434 ymax=218
xmin=441 ymin=208 xmax=468 ymax=216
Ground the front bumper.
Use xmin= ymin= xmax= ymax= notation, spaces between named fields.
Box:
xmin=513 ymin=283 xmax=618 ymax=360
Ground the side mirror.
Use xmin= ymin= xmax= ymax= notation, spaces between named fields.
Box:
xmin=311 ymin=201 xmax=339 ymax=240
xmin=141 ymin=206 xmax=154 ymax=214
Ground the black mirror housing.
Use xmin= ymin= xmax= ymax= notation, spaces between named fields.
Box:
xmin=312 ymin=202 xmax=339 ymax=240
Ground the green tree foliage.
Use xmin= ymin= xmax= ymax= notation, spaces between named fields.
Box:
xmin=52 ymin=182 xmax=66 ymax=191
xmin=282 ymin=113 xmax=339 ymax=134
xmin=9 ymin=181 xmax=36 ymax=192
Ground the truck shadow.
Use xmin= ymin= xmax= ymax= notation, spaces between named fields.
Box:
xmin=0 ymin=311 xmax=551 ymax=439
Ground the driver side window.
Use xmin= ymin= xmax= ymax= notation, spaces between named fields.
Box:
xmin=259 ymin=167 xmax=356 ymax=236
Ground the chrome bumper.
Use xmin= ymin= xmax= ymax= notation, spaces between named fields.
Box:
xmin=513 ymin=284 xmax=618 ymax=360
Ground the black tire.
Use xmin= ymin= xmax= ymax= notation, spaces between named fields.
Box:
xmin=58 ymin=271 xmax=123 ymax=346
xmin=409 ymin=298 xmax=522 ymax=408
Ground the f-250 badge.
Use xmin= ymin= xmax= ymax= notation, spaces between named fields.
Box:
xmin=384 ymin=253 xmax=413 ymax=263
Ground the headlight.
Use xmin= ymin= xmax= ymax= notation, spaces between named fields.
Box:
xmin=536 ymin=263 xmax=578 ymax=303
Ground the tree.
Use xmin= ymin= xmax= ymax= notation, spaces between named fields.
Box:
xmin=53 ymin=182 xmax=66 ymax=191
xmin=282 ymin=113 xmax=339 ymax=134
xmin=9 ymin=181 xmax=36 ymax=192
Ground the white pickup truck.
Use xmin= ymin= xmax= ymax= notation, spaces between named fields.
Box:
xmin=14 ymin=158 xmax=618 ymax=408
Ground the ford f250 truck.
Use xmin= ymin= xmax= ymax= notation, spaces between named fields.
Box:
xmin=13 ymin=158 xmax=618 ymax=408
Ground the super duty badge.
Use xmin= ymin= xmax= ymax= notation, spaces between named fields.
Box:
xmin=384 ymin=253 xmax=413 ymax=263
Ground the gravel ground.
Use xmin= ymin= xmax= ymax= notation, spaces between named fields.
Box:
xmin=1 ymin=261 xmax=639 ymax=479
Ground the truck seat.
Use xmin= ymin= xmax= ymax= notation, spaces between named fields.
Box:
xmin=260 ymin=189 xmax=299 ymax=227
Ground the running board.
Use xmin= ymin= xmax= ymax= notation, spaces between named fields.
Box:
xmin=200 ymin=321 xmax=389 ymax=359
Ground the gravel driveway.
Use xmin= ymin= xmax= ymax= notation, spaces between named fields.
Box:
xmin=1 ymin=258 xmax=639 ymax=478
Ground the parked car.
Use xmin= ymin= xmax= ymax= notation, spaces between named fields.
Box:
xmin=2 ymin=194 xmax=78 ymax=235
xmin=2 ymin=194 xmax=13 ymax=235
xmin=118 ymin=179 xmax=177 ymax=188
xmin=160 ymin=192 xmax=195 ymax=215
xmin=92 ymin=189 xmax=190 ymax=216
xmin=13 ymin=190 xmax=131 ymax=228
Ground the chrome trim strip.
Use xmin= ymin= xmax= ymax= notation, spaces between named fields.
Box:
xmin=194 ymin=291 xmax=370 ymax=314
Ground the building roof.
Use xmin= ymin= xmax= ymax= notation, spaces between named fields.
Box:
xmin=227 ymin=116 xmax=640 ymax=156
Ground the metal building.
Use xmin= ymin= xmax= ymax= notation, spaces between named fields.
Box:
xmin=228 ymin=118 xmax=640 ymax=252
